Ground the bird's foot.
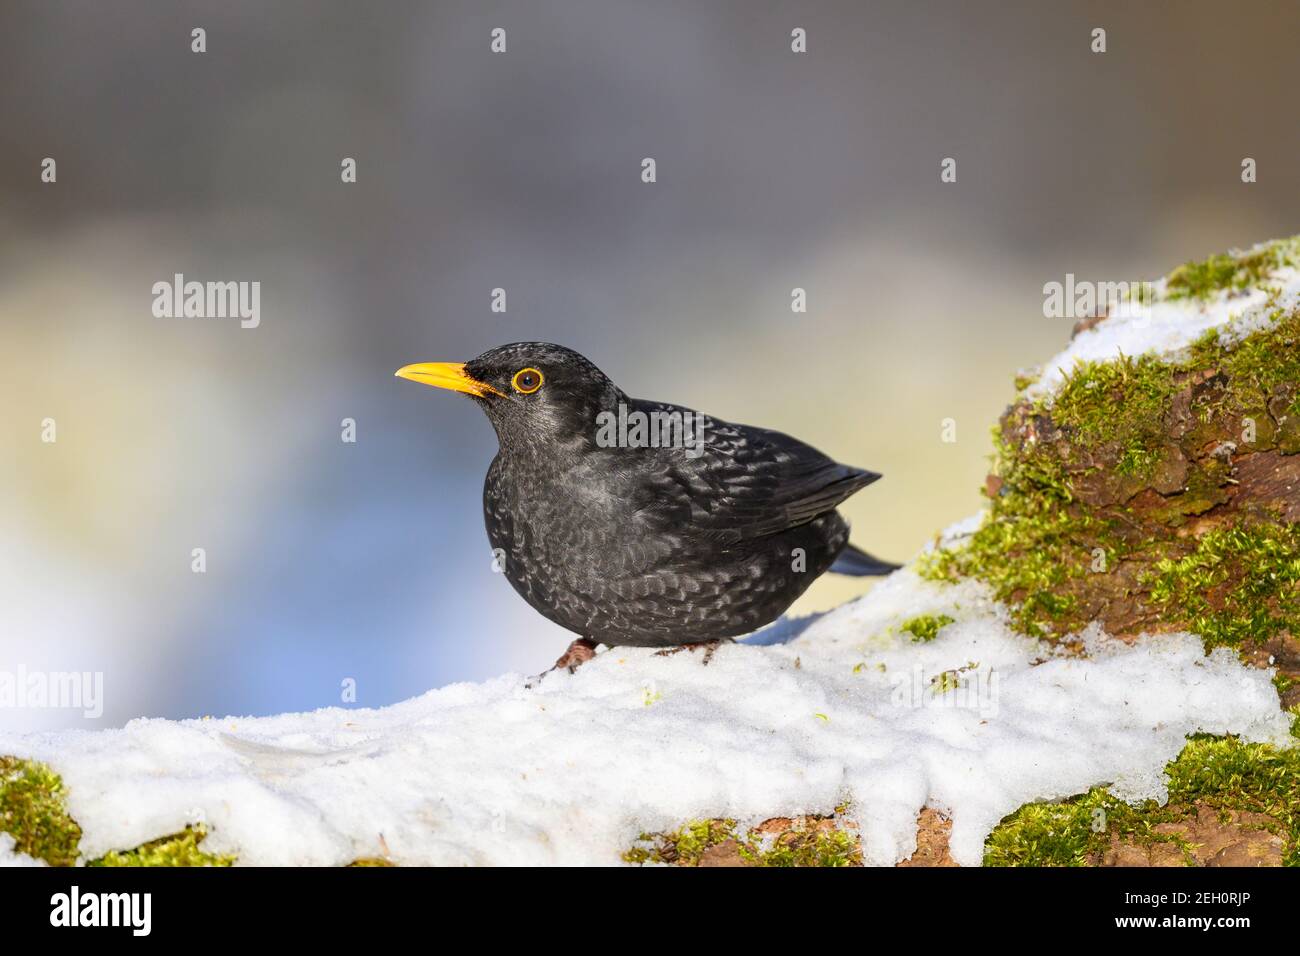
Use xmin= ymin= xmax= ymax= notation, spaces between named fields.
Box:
xmin=553 ymin=637 xmax=599 ymax=672
xmin=653 ymin=639 xmax=729 ymax=666
xmin=525 ymin=638 xmax=599 ymax=688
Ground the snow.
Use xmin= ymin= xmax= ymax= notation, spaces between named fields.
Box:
xmin=0 ymin=570 xmax=1290 ymax=867
xmin=1026 ymin=264 xmax=1300 ymax=401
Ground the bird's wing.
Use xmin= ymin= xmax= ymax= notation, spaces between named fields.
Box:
xmin=619 ymin=400 xmax=880 ymax=543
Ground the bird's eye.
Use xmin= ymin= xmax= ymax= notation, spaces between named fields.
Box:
xmin=512 ymin=367 xmax=544 ymax=394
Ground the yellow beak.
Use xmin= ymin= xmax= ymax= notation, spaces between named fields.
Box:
xmin=394 ymin=362 xmax=505 ymax=398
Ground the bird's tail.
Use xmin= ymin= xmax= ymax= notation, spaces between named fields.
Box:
xmin=830 ymin=542 xmax=901 ymax=577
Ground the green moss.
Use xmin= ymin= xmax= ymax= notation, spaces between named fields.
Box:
xmin=623 ymin=815 xmax=861 ymax=867
xmin=622 ymin=818 xmax=738 ymax=865
xmin=1144 ymin=523 xmax=1300 ymax=649
xmin=88 ymin=825 xmax=236 ymax=867
xmin=0 ymin=756 xmax=83 ymax=866
xmin=983 ymin=787 xmax=1192 ymax=867
xmin=741 ymin=826 xmax=860 ymax=867
xmin=984 ymin=734 xmax=1300 ymax=866
xmin=1201 ymin=308 xmax=1300 ymax=407
xmin=1013 ymin=368 xmax=1041 ymax=393
xmin=919 ymin=443 xmax=1100 ymax=637
xmin=900 ymin=614 xmax=955 ymax=643
xmin=921 ymin=262 xmax=1300 ymax=646
xmin=671 ymin=818 xmax=736 ymax=863
xmin=1050 ymin=352 xmax=1182 ymax=477
xmin=621 ymin=841 xmax=656 ymax=865
xmin=1165 ymin=239 xmax=1297 ymax=301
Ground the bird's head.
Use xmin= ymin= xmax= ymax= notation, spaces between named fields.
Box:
xmin=396 ymin=342 xmax=626 ymax=456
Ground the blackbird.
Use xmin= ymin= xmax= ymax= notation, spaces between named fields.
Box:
xmin=397 ymin=343 xmax=897 ymax=672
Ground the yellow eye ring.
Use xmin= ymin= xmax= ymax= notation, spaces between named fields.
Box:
xmin=511 ymin=367 xmax=544 ymax=394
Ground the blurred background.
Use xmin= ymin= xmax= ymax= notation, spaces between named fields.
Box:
xmin=3 ymin=0 xmax=1299 ymax=729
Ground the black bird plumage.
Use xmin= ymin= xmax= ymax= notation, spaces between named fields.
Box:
xmin=397 ymin=343 xmax=897 ymax=656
